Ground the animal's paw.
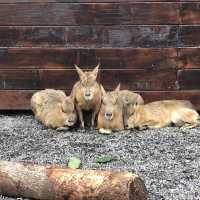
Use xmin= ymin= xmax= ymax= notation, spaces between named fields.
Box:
xmin=80 ymin=121 xmax=84 ymax=127
xmin=56 ymin=127 xmax=69 ymax=131
xmin=99 ymin=128 xmax=112 ymax=134
xmin=78 ymin=128 xmax=86 ymax=133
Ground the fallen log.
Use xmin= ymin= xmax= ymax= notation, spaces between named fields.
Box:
xmin=0 ymin=160 xmax=147 ymax=200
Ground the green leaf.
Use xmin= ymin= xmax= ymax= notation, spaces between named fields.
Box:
xmin=68 ymin=157 xmax=81 ymax=169
xmin=96 ymin=155 xmax=115 ymax=163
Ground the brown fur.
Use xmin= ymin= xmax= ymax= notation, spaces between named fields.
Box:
xmin=31 ymin=89 xmax=77 ymax=129
xmin=72 ymin=64 xmax=102 ymax=128
xmin=97 ymin=84 xmax=124 ymax=134
xmin=128 ymin=100 xmax=199 ymax=130
xmin=118 ymin=89 xmax=144 ymax=128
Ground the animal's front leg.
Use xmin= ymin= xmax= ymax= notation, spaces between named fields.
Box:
xmin=56 ymin=127 xmax=69 ymax=131
xmin=91 ymin=103 xmax=101 ymax=128
xmin=123 ymin=108 xmax=128 ymax=129
xmin=91 ymin=110 xmax=96 ymax=128
xmin=76 ymin=105 xmax=84 ymax=128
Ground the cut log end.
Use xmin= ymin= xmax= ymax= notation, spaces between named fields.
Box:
xmin=129 ymin=175 xmax=148 ymax=200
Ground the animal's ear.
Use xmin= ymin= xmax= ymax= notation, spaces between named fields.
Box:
xmin=92 ymin=63 xmax=100 ymax=79
xmin=62 ymin=97 xmax=74 ymax=112
xmin=75 ymin=64 xmax=85 ymax=80
xmin=114 ymin=83 xmax=121 ymax=92
xmin=100 ymin=84 xmax=106 ymax=96
xmin=69 ymin=89 xmax=75 ymax=102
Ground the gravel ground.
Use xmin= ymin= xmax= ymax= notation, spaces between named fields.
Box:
xmin=0 ymin=114 xmax=200 ymax=200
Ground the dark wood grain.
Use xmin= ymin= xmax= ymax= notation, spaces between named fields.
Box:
xmin=0 ymin=70 xmax=40 ymax=89
xmin=0 ymin=26 xmax=179 ymax=48
xmin=0 ymin=69 xmax=177 ymax=90
xmin=0 ymin=48 xmax=77 ymax=69
xmin=179 ymin=26 xmax=200 ymax=47
xmin=180 ymin=3 xmax=200 ymax=24
xmin=0 ymin=90 xmax=34 ymax=110
xmin=178 ymin=48 xmax=200 ymax=68
xmin=0 ymin=69 xmax=78 ymax=89
xmin=0 ymin=48 xmax=178 ymax=69
xmin=101 ymin=69 xmax=177 ymax=90
xmin=140 ymin=90 xmax=200 ymax=110
xmin=1 ymin=90 xmax=200 ymax=110
xmin=0 ymin=0 xmax=183 ymax=3
xmin=178 ymin=69 xmax=200 ymax=89
xmin=0 ymin=3 xmax=179 ymax=25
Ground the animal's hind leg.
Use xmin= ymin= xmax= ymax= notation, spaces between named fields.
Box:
xmin=145 ymin=120 xmax=167 ymax=129
xmin=178 ymin=109 xmax=199 ymax=129
xmin=181 ymin=123 xmax=198 ymax=129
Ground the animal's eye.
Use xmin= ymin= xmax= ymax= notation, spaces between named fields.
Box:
xmin=125 ymin=98 xmax=129 ymax=103
xmin=102 ymin=97 xmax=107 ymax=105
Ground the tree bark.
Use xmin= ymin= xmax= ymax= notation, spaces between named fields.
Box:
xmin=0 ymin=160 xmax=147 ymax=200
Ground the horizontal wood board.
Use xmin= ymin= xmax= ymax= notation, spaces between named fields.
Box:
xmin=1 ymin=90 xmax=200 ymax=110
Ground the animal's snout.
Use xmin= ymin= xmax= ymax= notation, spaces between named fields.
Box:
xmin=65 ymin=116 xmax=76 ymax=126
xmin=84 ymin=89 xmax=93 ymax=100
xmin=85 ymin=92 xmax=91 ymax=97
xmin=68 ymin=117 xmax=75 ymax=123
xmin=105 ymin=112 xmax=113 ymax=120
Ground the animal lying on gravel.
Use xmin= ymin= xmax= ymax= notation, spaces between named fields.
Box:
xmin=31 ymin=89 xmax=77 ymax=130
xmin=128 ymin=100 xmax=199 ymax=130
xmin=72 ymin=64 xmax=102 ymax=128
xmin=118 ymin=89 xmax=144 ymax=128
xmin=97 ymin=84 xmax=124 ymax=134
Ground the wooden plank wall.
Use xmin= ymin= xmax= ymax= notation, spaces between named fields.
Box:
xmin=0 ymin=0 xmax=200 ymax=110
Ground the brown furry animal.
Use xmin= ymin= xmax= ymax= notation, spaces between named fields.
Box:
xmin=118 ymin=89 xmax=144 ymax=128
xmin=31 ymin=89 xmax=77 ymax=130
xmin=97 ymin=84 xmax=124 ymax=134
xmin=128 ymin=100 xmax=199 ymax=130
xmin=72 ymin=64 xmax=101 ymax=128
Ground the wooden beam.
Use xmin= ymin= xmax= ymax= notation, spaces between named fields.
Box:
xmin=180 ymin=3 xmax=200 ymax=24
xmin=0 ymin=69 xmax=177 ymax=90
xmin=177 ymin=69 xmax=200 ymax=90
xmin=2 ymin=90 xmax=200 ymax=110
xmin=179 ymin=26 xmax=200 ymax=47
xmin=0 ymin=48 xmax=178 ymax=69
xmin=0 ymin=26 xmax=179 ymax=48
xmin=178 ymin=48 xmax=200 ymax=69
xmin=0 ymin=3 xmax=179 ymax=25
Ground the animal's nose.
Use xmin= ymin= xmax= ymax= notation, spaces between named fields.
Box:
xmin=68 ymin=119 xmax=74 ymax=123
xmin=85 ymin=92 xmax=91 ymax=97
xmin=105 ymin=112 xmax=113 ymax=118
xmin=125 ymin=124 xmax=129 ymax=128
xmin=68 ymin=117 xmax=75 ymax=123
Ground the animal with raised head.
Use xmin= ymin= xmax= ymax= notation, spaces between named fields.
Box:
xmin=31 ymin=89 xmax=77 ymax=130
xmin=72 ymin=64 xmax=101 ymax=128
xmin=118 ymin=89 xmax=144 ymax=128
xmin=128 ymin=100 xmax=199 ymax=130
xmin=97 ymin=84 xmax=124 ymax=134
